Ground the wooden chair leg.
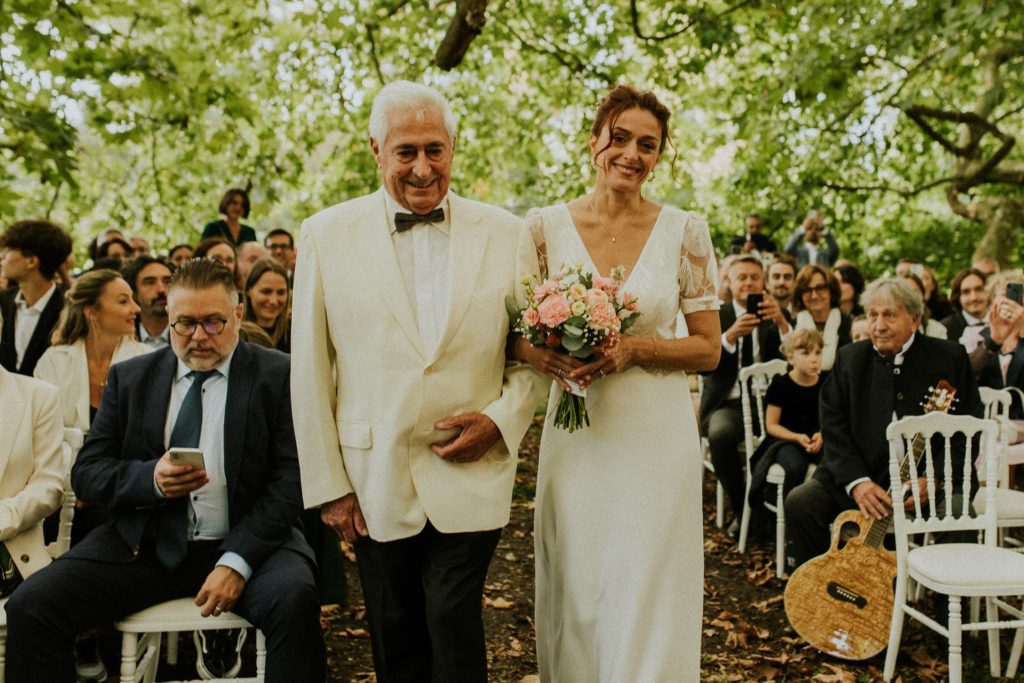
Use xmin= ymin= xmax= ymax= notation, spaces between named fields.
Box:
xmin=883 ymin=573 xmax=908 ymax=682
xmin=774 ymin=482 xmax=786 ymax=578
xmin=948 ymin=596 xmax=963 ymax=683
xmin=120 ymin=631 xmax=139 ymax=683
xmin=985 ymin=596 xmax=1001 ymax=677
xmin=1007 ymin=623 xmax=1023 ymax=679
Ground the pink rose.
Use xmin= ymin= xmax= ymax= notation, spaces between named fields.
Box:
xmin=588 ymin=301 xmax=621 ymax=332
xmin=586 ymin=288 xmax=609 ymax=307
xmin=538 ymin=295 xmax=571 ymax=328
xmin=522 ymin=308 xmax=541 ymax=327
xmin=592 ymin=275 xmax=616 ymax=294
xmin=533 ymin=278 xmax=561 ymax=302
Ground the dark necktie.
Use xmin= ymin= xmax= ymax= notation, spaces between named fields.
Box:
xmin=157 ymin=370 xmax=217 ymax=570
xmin=394 ymin=207 xmax=445 ymax=232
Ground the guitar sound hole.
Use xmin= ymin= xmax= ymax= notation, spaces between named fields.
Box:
xmin=836 ymin=520 xmax=862 ymax=550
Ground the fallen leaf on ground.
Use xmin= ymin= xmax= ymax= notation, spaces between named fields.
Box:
xmin=484 ymin=596 xmax=515 ymax=609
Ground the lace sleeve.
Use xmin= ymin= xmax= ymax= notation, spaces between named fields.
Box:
xmin=514 ymin=208 xmax=549 ymax=309
xmin=678 ymin=211 xmax=721 ymax=315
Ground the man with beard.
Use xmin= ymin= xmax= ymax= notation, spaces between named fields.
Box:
xmin=123 ymin=256 xmax=174 ymax=349
xmin=767 ymin=252 xmax=798 ymax=316
xmin=5 ymin=258 xmax=324 ymax=682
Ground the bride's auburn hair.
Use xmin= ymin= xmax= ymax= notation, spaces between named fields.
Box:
xmin=590 ymin=84 xmax=673 ymax=160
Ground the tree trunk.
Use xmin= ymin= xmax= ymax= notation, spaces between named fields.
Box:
xmin=955 ymin=194 xmax=1024 ymax=267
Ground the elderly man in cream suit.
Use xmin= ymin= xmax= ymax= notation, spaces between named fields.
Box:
xmin=292 ymin=81 xmax=544 ymax=683
xmin=0 ymin=310 xmax=64 ymax=587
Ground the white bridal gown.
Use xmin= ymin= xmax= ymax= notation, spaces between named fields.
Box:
xmin=526 ymin=203 xmax=719 ymax=683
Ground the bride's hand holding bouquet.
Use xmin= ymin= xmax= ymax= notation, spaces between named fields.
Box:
xmin=508 ymin=263 xmax=640 ymax=431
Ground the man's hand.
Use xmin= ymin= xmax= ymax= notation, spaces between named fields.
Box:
xmin=725 ymin=313 xmax=760 ymax=346
xmin=902 ymin=476 xmax=932 ymax=512
xmin=195 ymin=565 xmax=246 ymax=618
xmin=808 ymin=432 xmax=823 ymax=455
xmin=430 ymin=413 xmax=500 ymax=464
xmin=758 ymin=296 xmax=790 ymax=333
xmin=321 ymin=494 xmax=368 ymax=543
xmin=851 ymin=480 xmax=892 ymax=520
xmin=154 ymin=452 xmax=208 ymax=498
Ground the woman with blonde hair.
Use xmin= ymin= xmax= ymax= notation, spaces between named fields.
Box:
xmin=35 ymin=269 xmax=151 ymax=433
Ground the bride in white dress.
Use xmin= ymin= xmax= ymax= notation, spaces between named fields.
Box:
xmin=513 ymin=85 xmax=721 ymax=682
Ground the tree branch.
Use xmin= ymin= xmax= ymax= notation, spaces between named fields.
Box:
xmin=435 ymin=0 xmax=489 ymax=70
xmin=629 ymin=0 xmax=753 ymax=42
xmin=45 ymin=181 xmax=62 ymax=220
xmin=903 ymin=105 xmax=1016 ymax=189
xmin=504 ymin=16 xmax=613 ymax=83
xmin=365 ymin=23 xmax=386 ymax=85
xmin=822 ymin=174 xmax=963 ymax=197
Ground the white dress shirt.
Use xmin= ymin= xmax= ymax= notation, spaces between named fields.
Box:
xmin=383 ymin=190 xmax=451 ymax=354
xmin=139 ymin=323 xmax=170 ymax=349
xmin=13 ymin=284 xmax=57 ymax=370
xmin=722 ymin=300 xmax=760 ymax=400
xmin=161 ymin=351 xmax=250 ymax=579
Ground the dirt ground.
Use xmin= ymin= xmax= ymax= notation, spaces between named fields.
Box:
xmin=319 ymin=414 xmax=1021 ymax=683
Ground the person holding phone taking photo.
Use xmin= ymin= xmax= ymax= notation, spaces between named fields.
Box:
xmin=970 ymin=273 xmax=1024 ymax=440
xmin=700 ymin=255 xmax=791 ymax=538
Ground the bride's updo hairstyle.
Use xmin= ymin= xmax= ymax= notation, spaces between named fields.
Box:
xmin=590 ymin=84 xmax=673 ymax=161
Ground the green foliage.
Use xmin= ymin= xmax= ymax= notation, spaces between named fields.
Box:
xmin=0 ymin=0 xmax=1021 ymax=285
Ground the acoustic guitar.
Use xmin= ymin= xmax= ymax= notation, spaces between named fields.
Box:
xmin=783 ymin=381 xmax=957 ymax=660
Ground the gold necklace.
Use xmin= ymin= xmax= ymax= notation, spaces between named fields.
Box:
xmin=586 ymin=194 xmax=638 ymax=243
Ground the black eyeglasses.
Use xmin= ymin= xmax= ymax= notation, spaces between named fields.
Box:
xmin=170 ymin=318 xmax=228 ymax=336
xmin=805 ymin=285 xmax=830 ymax=296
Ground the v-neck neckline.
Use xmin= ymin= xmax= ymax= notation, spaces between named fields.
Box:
xmin=559 ymin=202 xmax=665 ymax=292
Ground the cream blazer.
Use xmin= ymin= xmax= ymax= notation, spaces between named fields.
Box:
xmin=34 ymin=338 xmax=152 ymax=432
xmin=292 ymin=189 xmax=546 ymax=541
xmin=0 ymin=367 xmax=64 ymax=577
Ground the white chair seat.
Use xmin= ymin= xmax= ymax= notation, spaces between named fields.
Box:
xmin=114 ymin=598 xmax=251 ymax=633
xmin=908 ymin=544 xmax=1024 ymax=595
xmin=973 ymin=487 xmax=1024 ymax=518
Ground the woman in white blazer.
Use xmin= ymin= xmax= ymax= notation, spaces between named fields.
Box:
xmin=34 ymin=269 xmax=150 ymax=433
xmin=0 ymin=309 xmax=64 ymax=583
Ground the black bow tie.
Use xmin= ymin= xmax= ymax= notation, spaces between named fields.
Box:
xmin=395 ymin=208 xmax=445 ymax=232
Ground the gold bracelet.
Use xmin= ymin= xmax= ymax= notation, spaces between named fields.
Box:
xmin=651 ymin=337 xmax=659 ymax=362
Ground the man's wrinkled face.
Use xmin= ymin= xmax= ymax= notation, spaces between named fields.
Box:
xmin=729 ymin=261 xmax=764 ymax=308
xmin=867 ymin=299 xmax=919 ymax=356
xmin=167 ymin=285 xmax=241 ymax=372
xmin=371 ymin=106 xmax=453 ymax=215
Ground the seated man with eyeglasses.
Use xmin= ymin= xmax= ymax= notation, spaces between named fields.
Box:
xmin=5 ymin=259 xmax=325 ymax=683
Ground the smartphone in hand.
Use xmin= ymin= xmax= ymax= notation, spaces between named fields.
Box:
xmin=745 ymin=292 xmax=764 ymax=321
xmin=1006 ymin=282 xmax=1023 ymax=305
xmin=168 ymin=447 xmax=205 ymax=471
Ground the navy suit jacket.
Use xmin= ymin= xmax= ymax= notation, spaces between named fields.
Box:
xmin=0 ymin=286 xmax=64 ymax=376
xmin=70 ymin=342 xmax=311 ymax=569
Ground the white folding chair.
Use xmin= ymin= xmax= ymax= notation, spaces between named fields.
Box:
xmin=698 ymin=375 xmax=726 ymax=529
xmin=0 ymin=427 xmax=83 ymax=681
xmin=737 ymin=359 xmax=787 ymax=556
xmin=882 ymin=414 xmax=1024 ymax=682
xmin=114 ymin=598 xmax=265 ymax=683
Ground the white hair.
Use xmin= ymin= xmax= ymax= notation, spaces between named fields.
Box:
xmin=368 ymin=80 xmax=457 ymax=145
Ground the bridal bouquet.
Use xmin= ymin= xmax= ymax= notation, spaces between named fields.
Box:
xmin=507 ymin=263 xmax=640 ymax=432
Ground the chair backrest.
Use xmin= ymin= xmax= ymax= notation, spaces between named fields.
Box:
xmin=47 ymin=427 xmax=84 ymax=559
xmin=739 ymin=358 xmax=789 ymax=458
xmin=886 ymin=414 xmax=998 ymax=554
xmin=979 ymin=387 xmax=1014 ymax=486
